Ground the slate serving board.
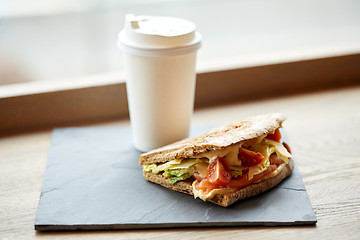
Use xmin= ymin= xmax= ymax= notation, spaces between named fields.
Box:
xmin=35 ymin=126 xmax=317 ymax=231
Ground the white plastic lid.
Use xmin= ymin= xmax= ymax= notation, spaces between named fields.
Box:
xmin=117 ymin=14 xmax=202 ymax=56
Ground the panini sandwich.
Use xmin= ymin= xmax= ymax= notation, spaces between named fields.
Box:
xmin=140 ymin=113 xmax=294 ymax=207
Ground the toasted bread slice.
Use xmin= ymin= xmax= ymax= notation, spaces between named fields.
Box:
xmin=140 ymin=113 xmax=286 ymax=165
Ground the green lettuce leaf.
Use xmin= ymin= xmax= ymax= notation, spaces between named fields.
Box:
xmin=163 ymin=169 xmax=192 ymax=184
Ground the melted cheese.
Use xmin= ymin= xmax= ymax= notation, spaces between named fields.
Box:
xmin=195 ymin=162 xmax=208 ymax=178
xmin=169 ymin=159 xmax=198 ymax=169
xmin=195 ymin=143 xmax=242 ymax=166
xmin=192 ymin=180 xmax=236 ymax=201
xmin=152 ymin=158 xmax=200 ymax=173
xmin=248 ymin=143 xmax=274 ymax=180
xmin=155 ymin=159 xmax=182 ymax=172
xmin=262 ymin=139 xmax=291 ymax=163
xmin=260 ymin=163 xmax=286 ymax=181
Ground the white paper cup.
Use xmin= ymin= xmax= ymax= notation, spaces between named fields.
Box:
xmin=117 ymin=14 xmax=201 ymax=152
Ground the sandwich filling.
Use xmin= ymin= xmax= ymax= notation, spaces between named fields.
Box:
xmin=143 ymin=128 xmax=292 ymax=201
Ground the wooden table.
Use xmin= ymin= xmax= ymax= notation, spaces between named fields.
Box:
xmin=1 ymin=86 xmax=360 ymax=239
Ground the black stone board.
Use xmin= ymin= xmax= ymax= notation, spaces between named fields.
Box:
xmin=35 ymin=126 xmax=317 ymax=231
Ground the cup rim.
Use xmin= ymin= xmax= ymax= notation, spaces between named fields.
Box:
xmin=117 ymin=31 xmax=202 ymax=57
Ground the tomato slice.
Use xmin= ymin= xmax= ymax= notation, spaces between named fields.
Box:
xmin=269 ymin=153 xmax=284 ymax=165
xmin=193 ymin=171 xmax=204 ymax=181
xmin=238 ymin=148 xmax=264 ymax=167
xmin=250 ymin=164 xmax=277 ymax=183
xmin=195 ymin=178 xmax=223 ymax=194
xmin=196 ymin=164 xmax=278 ymax=193
xmin=207 ymin=157 xmax=232 ymax=184
xmin=227 ymin=164 xmax=277 ymax=189
xmin=266 ymin=129 xmax=282 ymax=142
xmin=225 ymin=172 xmax=249 ymax=190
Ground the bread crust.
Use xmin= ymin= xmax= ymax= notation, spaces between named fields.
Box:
xmin=143 ymin=159 xmax=294 ymax=207
xmin=140 ymin=113 xmax=286 ymax=165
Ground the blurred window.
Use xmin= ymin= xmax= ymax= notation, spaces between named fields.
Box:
xmin=0 ymin=0 xmax=359 ymax=86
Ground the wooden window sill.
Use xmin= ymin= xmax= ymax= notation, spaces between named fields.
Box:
xmin=1 ymin=53 xmax=360 ymax=135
